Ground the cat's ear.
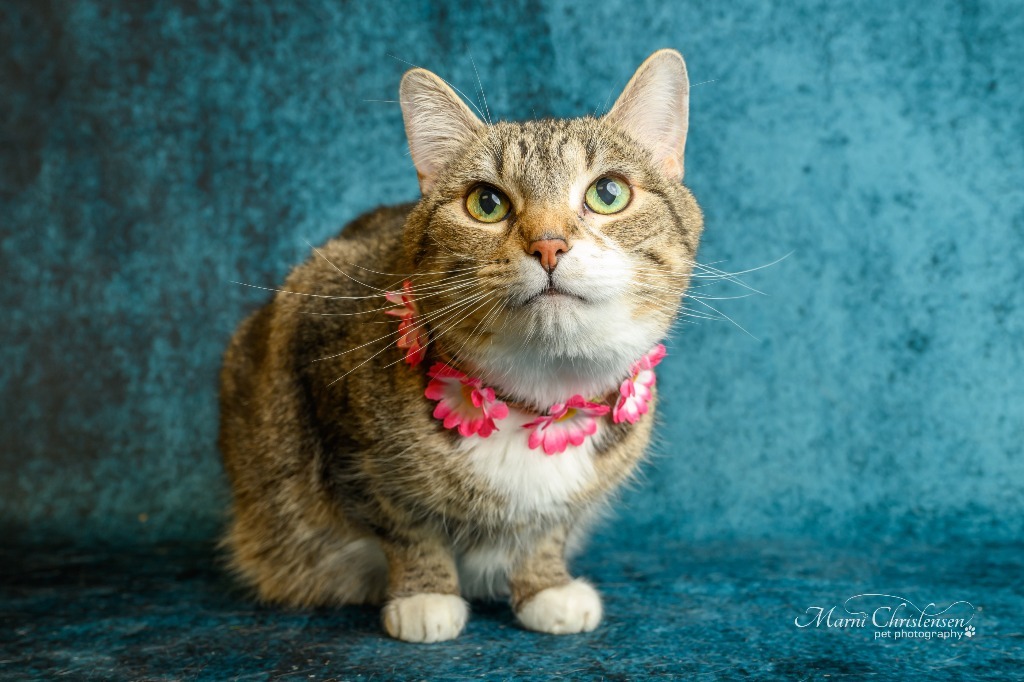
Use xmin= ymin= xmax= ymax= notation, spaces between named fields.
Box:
xmin=603 ymin=49 xmax=690 ymax=182
xmin=400 ymin=68 xmax=486 ymax=194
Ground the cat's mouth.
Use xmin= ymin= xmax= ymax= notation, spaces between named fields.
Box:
xmin=521 ymin=283 xmax=588 ymax=306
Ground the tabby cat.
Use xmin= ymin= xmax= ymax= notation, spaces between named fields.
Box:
xmin=219 ymin=49 xmax=703 ymax=642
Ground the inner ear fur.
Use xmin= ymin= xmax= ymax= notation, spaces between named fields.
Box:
xmin=603 ymin=49 xmax=690 ymax=182
xmin=400 ymin=68 xmax=486 ymax=194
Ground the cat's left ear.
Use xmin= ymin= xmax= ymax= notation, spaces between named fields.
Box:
xmin=400 ymin=68 xmax=486 ymax=194
xmin=603 ymin=49 xmax=690 ymax=182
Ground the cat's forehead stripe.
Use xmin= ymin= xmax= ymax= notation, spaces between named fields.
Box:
xmin=479 ymin=120 xmax=601 ymax=200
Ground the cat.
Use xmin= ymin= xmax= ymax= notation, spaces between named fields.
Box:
xmin=218 ymin=49 xmax=704 ymax=643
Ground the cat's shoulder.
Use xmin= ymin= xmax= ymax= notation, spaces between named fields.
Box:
xmin=336 ymin=202 xmax=416 ymax=243
xmin=285 ymin=201 xmax=415 ymax=300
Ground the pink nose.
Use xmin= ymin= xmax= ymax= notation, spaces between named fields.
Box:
xmin=528 ymin=239 xmax=569 ymax=272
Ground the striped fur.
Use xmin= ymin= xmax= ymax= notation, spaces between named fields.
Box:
xmin=219 ymin=50 xmax=703 ymax=641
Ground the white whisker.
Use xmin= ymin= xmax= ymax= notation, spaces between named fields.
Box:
xmin=324 ymin=289 xmax=492 ymax=384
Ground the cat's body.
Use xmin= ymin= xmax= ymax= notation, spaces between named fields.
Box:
xmin=220 ymin=201 xmax=656 ymax=601
xmin=220 ymin=51 xmax=703 ymax=642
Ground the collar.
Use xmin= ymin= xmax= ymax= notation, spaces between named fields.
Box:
xmin=386 ymin=280 xmax=665 ymax=456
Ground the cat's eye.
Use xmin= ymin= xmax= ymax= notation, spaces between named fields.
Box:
xmin=466 ymin=185 xmax=511 ymax=223
xmin=585 ymin=176 xmax=631 ymax=215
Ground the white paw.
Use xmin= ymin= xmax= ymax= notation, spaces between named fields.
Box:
xmin=515 ymin=579 xmax=603 ymax=634
xmin=382 ymin=593 xmax=468 ymax=643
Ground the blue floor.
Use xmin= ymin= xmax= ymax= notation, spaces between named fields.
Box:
xmin=3 ymin=535 xmax=1020 ymax=681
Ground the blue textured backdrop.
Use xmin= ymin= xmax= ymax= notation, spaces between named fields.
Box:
xmin=2 ymin=0 xmax=1022 ymax=550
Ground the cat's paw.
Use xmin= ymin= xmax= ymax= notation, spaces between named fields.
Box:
xmin=382 ymin=593 xmax=468 ymax=643
xmin=515 ymin=578 xmax=603 ymax=634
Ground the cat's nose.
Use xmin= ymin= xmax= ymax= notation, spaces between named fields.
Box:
xmin=528 ymin=238 xmax=569 ymax=272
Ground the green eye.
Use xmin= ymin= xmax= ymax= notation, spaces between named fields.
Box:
xmin=585 ymin=176 xmax=631 ymax=214
xmin=466 ymin=185 xmax=511 ymax=223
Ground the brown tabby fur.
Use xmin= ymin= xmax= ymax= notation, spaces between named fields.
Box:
xmin=219 ymin=50 xmax=704 ymax=635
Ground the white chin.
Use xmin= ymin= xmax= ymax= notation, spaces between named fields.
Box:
xmin=472 ymin=297 xmax=665 ymax=407
xmin=529 ymin=291 xmax=586 ymax=308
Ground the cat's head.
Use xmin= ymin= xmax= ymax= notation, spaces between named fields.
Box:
xmin=399 ymin=50 xmax=703 ymax=407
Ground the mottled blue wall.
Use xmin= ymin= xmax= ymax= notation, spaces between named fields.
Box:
xmin=2 ymin=0 xmax=1022 ymax=546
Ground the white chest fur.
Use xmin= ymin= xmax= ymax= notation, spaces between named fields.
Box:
xmin=457 ymin=407 xmax=601 ymax=520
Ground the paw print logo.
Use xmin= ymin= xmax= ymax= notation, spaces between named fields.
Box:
xmin=964 ymin=625 xmax=976 ymax=638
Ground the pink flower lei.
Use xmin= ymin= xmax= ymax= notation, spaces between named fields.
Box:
xmin=424 ymin=363 xmax=509 ymax=438
xmin=385 ymin=281 xmax=427 ymax=366
xmin=522 ymin=396 xmax=611 ymax=456
xmin=386 ymin=280 xmax=666 ymax=455
xmin=613 ymin=343 xmax=666 ymax=425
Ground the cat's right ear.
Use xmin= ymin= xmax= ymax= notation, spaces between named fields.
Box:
xmin=400 ymin=68 xmax=486 ymax=194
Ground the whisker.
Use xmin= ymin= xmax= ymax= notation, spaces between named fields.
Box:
xmin=327 ymin=289 xmax=492 ymax=385
xmin=690 ymin=298 xmax=758 ymax=339
xmin=229 ymin=281 xmax=377 ymax=301
xmin=445 ymin=294 xmax=505 ymax=368
xmin=339 ymin=260 xmax=482 ymax=278
xmin=378 ymin=290 xmax=497 ymax=375
xmin=700 ymin=251 xmax=792 ymax=278
xmin=418 ymin=292 xmax=499 ymax=370
xmin=625 ymin=289 xmax=724 ymax=321
xmin=233 ymin=272 xmax=475 ymax=304
xmin=298 ymin=277 xmax=482 ymax=317
xmin=631 ymin=280 xmax=756 ymax=302
xmin=387 ymin=53 xmax=492 ymax=124
xmin=469 ymin=54 xmax=492 ymax=126
xmin=629 ymin=264 xmax=767 ymax=296
xmin=306 ymin=240 xmax=386 ymax=292
xmin=314 ymin=289 xmax=489 ymax=364
xmin=687 ymin=293 xmax=757 ymax=301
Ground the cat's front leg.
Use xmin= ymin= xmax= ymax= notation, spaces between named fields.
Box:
xmin=510 ymin=526 xmax=603 ymax=634
xmin=380 ymin=531 xmax=468 ymax=643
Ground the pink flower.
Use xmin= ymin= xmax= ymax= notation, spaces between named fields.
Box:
xmin=613 ymin=344 xmax=666 ymax=424
xmin=523 ymin=396 xmax=610 ymax=456
xmin=386 ymin=280 xmax=427 ymax=366
xmin=424 ymin=363 xmax=509 ymax=438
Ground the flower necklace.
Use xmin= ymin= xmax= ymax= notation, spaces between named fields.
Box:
xmin=386 ymin=281 xmax=665 ymax=456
